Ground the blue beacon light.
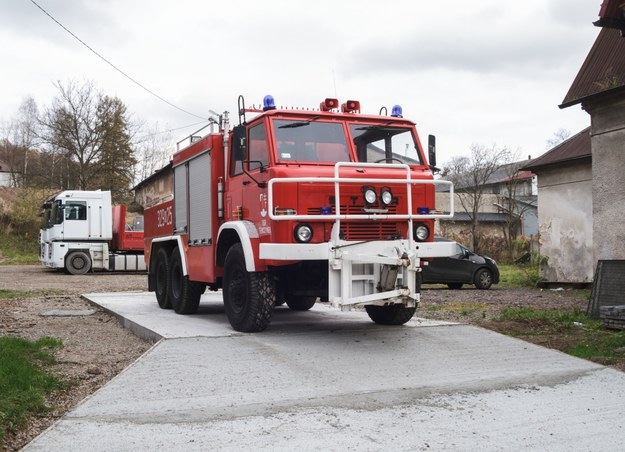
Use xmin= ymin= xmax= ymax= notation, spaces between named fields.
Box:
xmin=263 ymin=95 xmax=276 ymax=111
xmin=391 ymin=105 xmax=403 ymax=118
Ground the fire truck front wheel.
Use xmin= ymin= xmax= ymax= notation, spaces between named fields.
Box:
xmin=365 ymin=305 xmax=416 ymax=325
xmin=223 ymin=243 xmax=275 ymax=332
xmin=169 ymin=249 xmax=205 ymax=315
xmin=65 ymin=251 xmax=91 ymax=275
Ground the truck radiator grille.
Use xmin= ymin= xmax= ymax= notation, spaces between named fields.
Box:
xmin=307 ymin=205 xmax=401 ymax=240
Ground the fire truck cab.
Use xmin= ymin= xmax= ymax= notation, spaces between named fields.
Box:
xmin=144 ymin=95 xmax=455 ymax=332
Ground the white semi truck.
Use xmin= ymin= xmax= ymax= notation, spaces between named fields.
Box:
xmin=39 ymin=190 xmax=145 ymax=275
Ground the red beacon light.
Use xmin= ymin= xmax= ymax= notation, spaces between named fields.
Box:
xmin=320 ymin=98 xmax=339 ymax=111
xmin=341 ymin=100 xmax=360 ymax=113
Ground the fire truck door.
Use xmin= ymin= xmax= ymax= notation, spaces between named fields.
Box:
xmin=228 ymin=124 xmax=270 ymax=230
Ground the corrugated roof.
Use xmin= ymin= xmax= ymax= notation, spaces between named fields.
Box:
xmin=560 ymin=27 xmax=625 ymax=108
xmin=522 ymin=127 xmax=591 ymax=171
xmin=594 ymin=0 xmax=625 ymax=32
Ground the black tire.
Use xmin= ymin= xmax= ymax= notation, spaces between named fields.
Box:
xmin=154 ymin=247 xmax=171 ymax=309
xmin=169 ymin=248 xmax=204 ymax=314
xmin=66 ymin=251 xmax=91 ymax=275
xmin=474 ymin=268 xmax=493 ymax=290
xmin=285 ymin=295 xmax=316 ymax=311
xmin=447 ymin=283 xmax=463 ymax=290
xmin=223 ymin=243 xmax=274 ymax=332
xmin=365 ymin=304 xmax=416 ymax=325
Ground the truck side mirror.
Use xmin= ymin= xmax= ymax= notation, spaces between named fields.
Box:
xmin=428 ymin=134 xmax=436 ymax=167
xmin=232 ymin=125 xmax=247 ymax=161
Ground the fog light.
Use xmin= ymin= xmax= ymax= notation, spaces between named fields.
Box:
xmin=414 ymin=223 xmax=430 ymax=242
xmin=295 ymin=224 xmax=313 ymax=242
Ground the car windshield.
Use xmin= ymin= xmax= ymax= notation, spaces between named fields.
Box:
xmin=272 ymin=119 xmax=351 ymax=163
xmin=349 ymin=124 xmax=423 ymax=165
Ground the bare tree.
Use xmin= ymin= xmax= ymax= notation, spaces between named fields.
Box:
xmin=39 ymin=80 xmax=136 ymax=201
xmin=496 ymin=153 xmax=536 ymax=261
xmin=0 ymin=97 xmax=39 ymax=187
xmin=442 ymin=143 xmax=511 ymax=252
xmin=546 ymin=128 xmax=572 ymax=150
xmin=133 ymin=121 xmax=174 ymax=185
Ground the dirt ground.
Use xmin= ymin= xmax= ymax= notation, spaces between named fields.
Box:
xmin=0 ymin=265 xmax=592 ymax=451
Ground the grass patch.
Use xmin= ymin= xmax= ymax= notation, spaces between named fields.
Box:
xmin=498 ymin=263 xmax=541 ymax=288
xmin=498 ymin=306 xmax=592 ymax=325
xmin=0 ymin=337 xmax=64 ymax=446
xmin=0 ymin=235 xmax=40 ymax=265
xmin=494 ymin=306 xmax=625 ymax=368
xmin=0 ymin=289 xmax=65 ymax=300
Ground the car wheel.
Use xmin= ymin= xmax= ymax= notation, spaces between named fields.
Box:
xmin=474 ymin=268 xmax=493 ymax=290
xmin=447 ymin=283 xmax=463 ymax=290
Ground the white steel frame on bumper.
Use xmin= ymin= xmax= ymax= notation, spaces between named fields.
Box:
xmin=259 ymin=162 xmax=456 ymax=310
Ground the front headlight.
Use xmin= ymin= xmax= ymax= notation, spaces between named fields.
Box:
xmin=380 ymin=188 xmax=393 ymax=206
xmin=294 ymin=224 xmax=313 ymax=243
xmin=363 ymin=188 xmax=377 ymax=205
xmin=413 ymin=223 xmax=430 ymax=242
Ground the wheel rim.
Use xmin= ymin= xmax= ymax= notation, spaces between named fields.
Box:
xmin=72 ymin=256 xmax=86 ymax=270
xmin=480 ymin=271 xmax=491 ymax=286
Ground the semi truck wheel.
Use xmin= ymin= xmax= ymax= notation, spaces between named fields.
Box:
xmin=365 ymin=304 xmax=416 ymax=325
xmin=223 ymin=243 xmax=275 ymax=332
xmin=66 ymin=251 xmax=91 ymax=275
xmin=168 ymin=249 xmax=204 ymax=314
xmin=154 ymin=248 xmax=171 ymax=309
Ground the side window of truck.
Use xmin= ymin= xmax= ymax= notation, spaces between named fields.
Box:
xmin=248 ymin=123 xmax=269 ymax=170
xmin=64 ymin=202 xmax=87 ymax=221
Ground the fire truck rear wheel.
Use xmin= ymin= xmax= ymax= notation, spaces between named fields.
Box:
xmin=285 ymin=295 xmax=317 ymax=311
xmin=155 ymin=247 xmax=172 ymax=309
xmin=223 ymin=243 xmax=275 ymax=332
xmin=169 ymin=249 xmax=204 ymax=314
xmin=66 ymin=251 xmax=91 ymax=275
xmin=364 ymin=305 xmax=416 ymax=325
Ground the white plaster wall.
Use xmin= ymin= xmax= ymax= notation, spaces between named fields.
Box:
xmin=587 ymin=96 xmax=625 ymax=264
xmin=535 ymin=163 xmax=593 ymax=283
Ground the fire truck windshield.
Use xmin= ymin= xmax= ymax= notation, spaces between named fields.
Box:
xmin=349 ymin=124 xmax=423 ymax=166
xmin=273 ymin=119 xmax=351 ymax=163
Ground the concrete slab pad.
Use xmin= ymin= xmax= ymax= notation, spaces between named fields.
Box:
xmin=25 ymin=291 xmax=625 ymax=451
xmin=83 ymin=291 xmax=456 ymax=341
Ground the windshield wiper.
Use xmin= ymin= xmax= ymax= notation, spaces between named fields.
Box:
xmin=279 ymin=121 xmax=310 ymax=129
xmin=278 ymin=116 xmax=320 ymax=129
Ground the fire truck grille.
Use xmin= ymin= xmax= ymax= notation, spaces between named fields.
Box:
xmin=307 ymin=205 xmax=401 ymax=240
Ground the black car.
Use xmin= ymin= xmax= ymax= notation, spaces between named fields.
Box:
xmin=421 ymin=239 xmax=500 ymax=290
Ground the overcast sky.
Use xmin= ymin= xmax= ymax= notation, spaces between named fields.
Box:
xmin=1 ymin=0 xmax=602 ymax=165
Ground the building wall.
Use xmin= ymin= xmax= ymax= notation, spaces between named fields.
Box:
xmin=134 ymin=170 xmax=173 ymax=209
xmin=587 ymin=95 xmax=625 ymax=265
xmin=535 ymin=161 xmax=593 ymax=283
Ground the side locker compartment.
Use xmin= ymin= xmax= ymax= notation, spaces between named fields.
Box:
xmin=188 ymin=151 xmax=212 ymax=245
xmin=174 ymin=163 xmax=188 ymax=234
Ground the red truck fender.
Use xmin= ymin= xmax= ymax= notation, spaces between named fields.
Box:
xmin=216 ymin=221 xmax=263 ymax=272
xmin=150 ymin=235 xmax=189 ymax=274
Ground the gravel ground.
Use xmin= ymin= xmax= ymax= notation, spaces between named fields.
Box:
xmin=0 ymin=265 xmax=590 ymax=451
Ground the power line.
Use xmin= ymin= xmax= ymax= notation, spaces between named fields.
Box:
xmin=29 ymin=0 xmax=207 ymax=120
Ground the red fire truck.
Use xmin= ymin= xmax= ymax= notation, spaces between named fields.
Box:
xmin=144 ymin=95 xmax=455 ymax=332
